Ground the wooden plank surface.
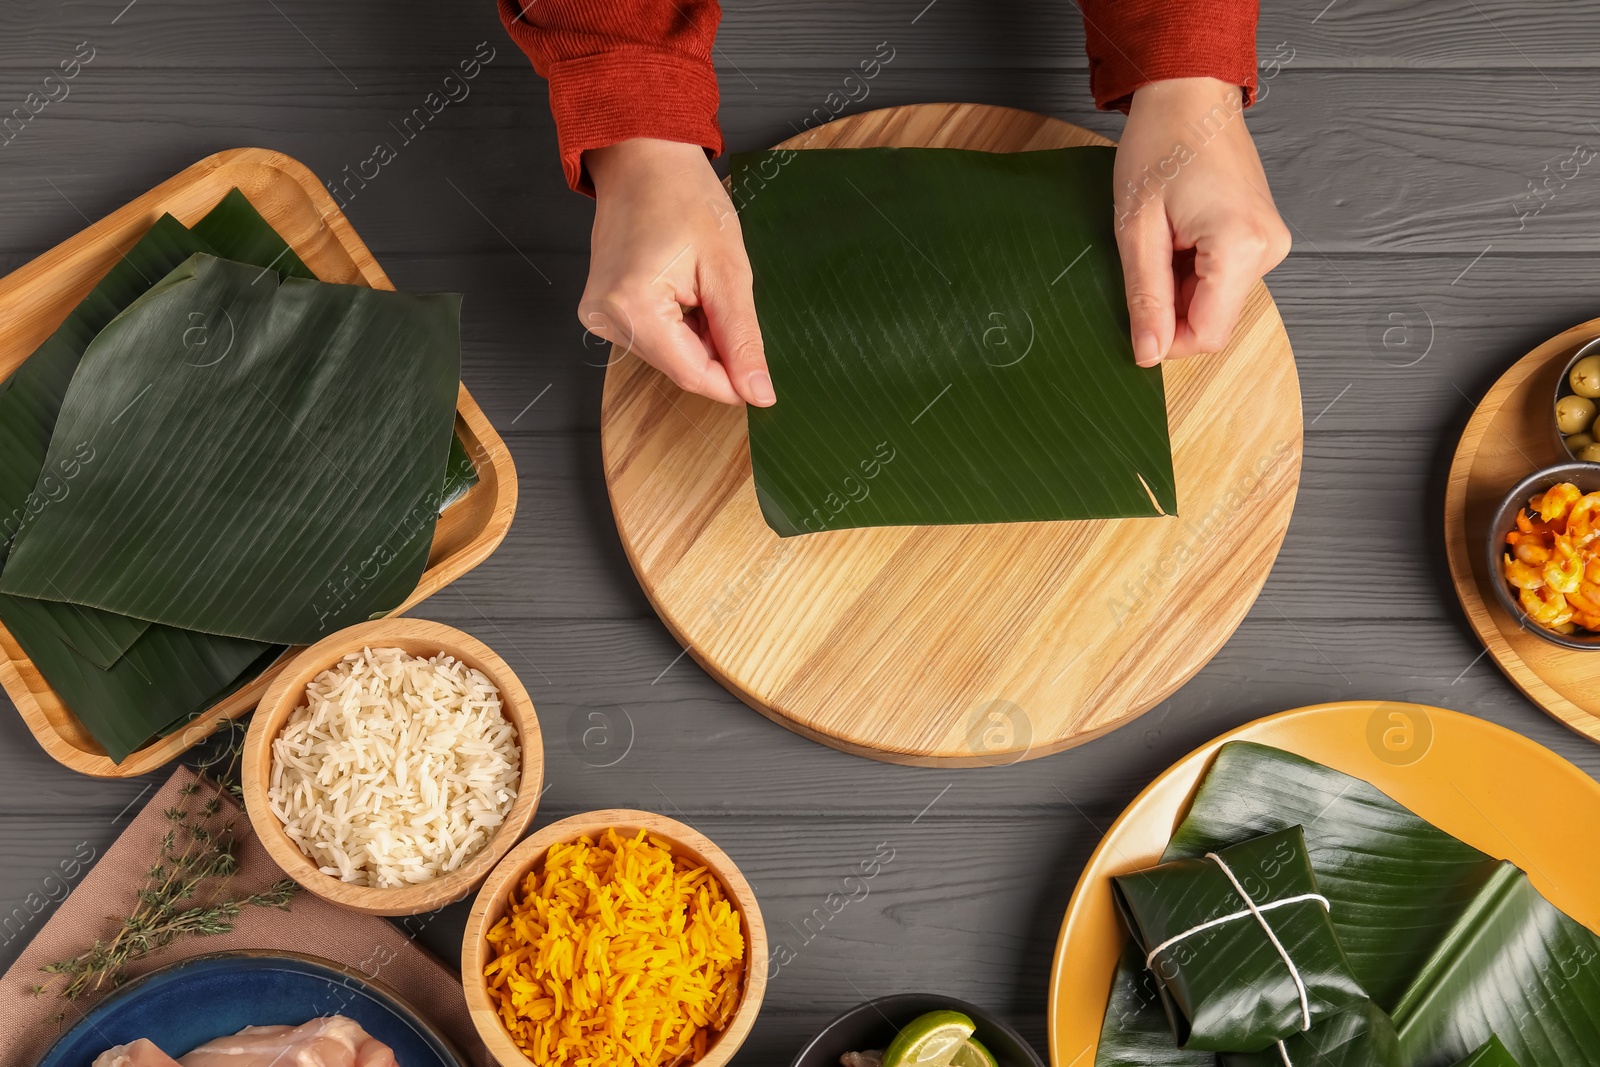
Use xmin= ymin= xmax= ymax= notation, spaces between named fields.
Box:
xmin=3 ymin=1 xmax=1600 ymax=1063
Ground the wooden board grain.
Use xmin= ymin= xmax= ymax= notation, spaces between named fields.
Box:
xmin=1444 ymin=321 xmax=1600 ymax=743
xmin=0 ymin=148 xmax=518 ymax=778
xmin=600 ymin=104 xmax=1302 ymax=766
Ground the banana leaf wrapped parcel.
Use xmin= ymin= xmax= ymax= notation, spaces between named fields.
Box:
xmin=1094 ymin=742 xmax=1600 ymax=1067
xmin=1113 ymin=825 xmax=1366 ymax=1053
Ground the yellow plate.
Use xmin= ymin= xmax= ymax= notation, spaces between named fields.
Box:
xmin=1046 ymin=700 xmax=1600 ymax=1067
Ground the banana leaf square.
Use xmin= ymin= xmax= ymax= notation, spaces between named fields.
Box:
xmin=732 ymin=146 xmax=1175 ymax=537
xmin=1113 ymin=825 xmax=1367 ymax=1053
xmin=1220 ymin=1001 xmax=1401 ymax=1067
xmin=1451 ymin=1037 xmax=1522 ymax=1067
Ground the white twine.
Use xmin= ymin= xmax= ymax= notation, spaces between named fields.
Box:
xmin=1141 ymin=853 xmax=1329 ymax=1038
xmin=1210 ymin=853 xmax=1315 ymax=1032
xmin=1143 ymin=892 xmax=1331 ymax=970
xmin=1278 ymin=1039 xmax=1293 ymax=1066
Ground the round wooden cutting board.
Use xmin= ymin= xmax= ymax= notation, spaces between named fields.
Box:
xmin=1444 ymin=319 xmax=1600 ymax=744
xmin=600 ymin=104 xmax=1302 ymax=766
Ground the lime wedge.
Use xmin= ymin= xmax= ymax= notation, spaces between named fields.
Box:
xmin=950 ymin=1037 xmax=998 ymax=1067
xmin=882 ymin=1011 xmax=978 ymax=1067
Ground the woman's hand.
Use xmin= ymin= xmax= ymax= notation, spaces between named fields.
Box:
xmin=581 ymin=138 xmax=774 ymax=406
xmin=1113 ymin=77 xmax=1291 ymax=367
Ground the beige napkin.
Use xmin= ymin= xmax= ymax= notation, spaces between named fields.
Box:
xmin=0 ymin=766 xmax=493 ymax=1067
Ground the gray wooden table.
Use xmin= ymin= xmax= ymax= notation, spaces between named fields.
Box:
xmin=4 ymin=2 xmax=1600 ymax=1062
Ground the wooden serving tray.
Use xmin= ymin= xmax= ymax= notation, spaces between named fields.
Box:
xmin=601 ymin=104 xmax=1302 ymax=766
xmin=1445 ymin=321 xmax=1600 ymax=743
xmin=0 ymin=148 xmax=517 ymax=778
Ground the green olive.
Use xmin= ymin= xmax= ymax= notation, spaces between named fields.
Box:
xmin=1579 ymin=442 xmax=1600 ymax=463
xmin=1567 ymin=432 xmax=1596 ymax=453
xmin=1572 ymin=354 xmax=1600 ymax=398
xmin=1557 ymin=394 xmax=1597 ymax=435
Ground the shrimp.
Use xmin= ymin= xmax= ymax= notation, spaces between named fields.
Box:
xmin=1521 ymin=585 xmax=1574 ymax=626
xmin=1537 ymin=482 xmax=1583 ymax=522
xmin=1504 ymin=554 xmax=1546 ymax=590
xmin=1506 ymin=486 xmax=1600 ymax=634
xmin=1513 ymin=536 xmax=1551 ymax=566
xmin=1544 ymin=539 xmax=1583 ymax=593
xmin=1568 ymin=584 xmax=1600 ymax=616
xmin=1517 ymin=509 xmax=1560 ymax=538
xmin=1566 ymin=492 xmax=1600 ymax=545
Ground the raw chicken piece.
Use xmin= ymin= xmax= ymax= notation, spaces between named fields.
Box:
xmin=840 ymin=1052 xmax=884 ymax=1067
xmin=177 ymin=1017 xmax=398 ymax=1067
xmin=93 ymin=1039 xmax=184 ymax=1067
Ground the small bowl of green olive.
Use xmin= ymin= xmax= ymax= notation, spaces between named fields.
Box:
xmin=1555 ymin=338 xmax=1600 ymax=459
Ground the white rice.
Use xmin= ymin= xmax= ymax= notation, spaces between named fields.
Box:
xmin=267 ymin=646 xmax=521 ymax=888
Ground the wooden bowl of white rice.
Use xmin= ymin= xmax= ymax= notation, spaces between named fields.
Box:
xmin=242 ymin=618 xmax=543 ymax=916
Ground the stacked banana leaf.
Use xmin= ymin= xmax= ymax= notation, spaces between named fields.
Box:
xmin=0 ymin=191 xmax=474 ymax=762
xmin=1094 ymin=742 xmax=1600 ymax=1067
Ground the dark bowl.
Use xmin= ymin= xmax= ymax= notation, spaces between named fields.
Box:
xmin=1552 ymin=337 xmax=1600 ymax=458
xmin=1485 ymin=462 xmax=1600 ymax=650
xmin=789 ymin=994 xmax=1046 ymax=1067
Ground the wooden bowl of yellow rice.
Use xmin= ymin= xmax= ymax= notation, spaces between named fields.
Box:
xmin=462 ymin=810 xmax=767 ymax=1067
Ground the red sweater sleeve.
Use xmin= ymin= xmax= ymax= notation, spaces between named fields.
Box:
xmin=497 ymin=0 xmax=724 ymax=195
xmin=1079 ymin=0 xmax=1259 ymax=113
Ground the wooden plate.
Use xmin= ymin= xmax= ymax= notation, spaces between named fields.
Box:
xmin=1046 ymin=699 xmax=1600 ymax=1067
xmin=0 ymin=148 xmax=517 ymax=778
xmin=600 ymin=104 xmax=1302 ymax=766
xmin=1445 ymin=322 xmax=1600 ymax=743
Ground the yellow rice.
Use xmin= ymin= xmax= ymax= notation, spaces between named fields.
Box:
xmin=483 ymin=827 xmax=746 ymax=1066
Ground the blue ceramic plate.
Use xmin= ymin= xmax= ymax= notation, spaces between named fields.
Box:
xmin=37 ymin=951 xmax=465 ymax=1067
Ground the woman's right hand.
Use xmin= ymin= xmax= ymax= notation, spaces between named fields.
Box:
xmin=580 ymin=138 xmax=774 ymax=407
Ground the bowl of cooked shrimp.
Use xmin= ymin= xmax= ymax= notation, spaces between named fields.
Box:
xmin=1489 ymin=462 xmax=1600 ymax=649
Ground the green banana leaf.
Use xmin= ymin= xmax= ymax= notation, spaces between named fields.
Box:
xmin=0 ymin=190 xmax=471 ymax=761
xmin=732 ymin=146 xmax=1175 ymax=537
xmin=0 ymin=193 xmax=320 ymax=669
xmin=1219 ymin=1001 xmax=1400 ymax=1067
xmin=1098 ymin=943 xmax=1218 ymax=1067
xmin=1392 ymin=863 xmax=1600 ymax=1065
xmin=1113 ymin=826 xmax=1366 ymax=1052
xmin=1160 ymin=743 xmax=1505 ymax=1009
xmin=190 ymin=188 xmax=317 ymax=281
xmin=0 ymin=591 xmax=271 ymax=762
xmin=0 ymin=254 xmax=461 ymax=644
xmin=1452 ymin=1038 xmax=1520 ymax=1067
xmin=0 ymin=213 xmax=212 ymax=666
xmin=189 ymin=190 xmax=479 ymax=518
xmin=440 ymin=428 xmax=479 ymax=511
xmin=1093 ymin=743 xmax=1600 ymax=1067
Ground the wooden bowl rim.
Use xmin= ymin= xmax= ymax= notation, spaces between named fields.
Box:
xmin=241 ymin=618 xmax=544 ymax=917
xmin=461 ymin=808 xmax=769 ymax=1067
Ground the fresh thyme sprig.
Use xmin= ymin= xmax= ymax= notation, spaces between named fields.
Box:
xmin=39 ymin=719 xmax=298 ymax=1001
